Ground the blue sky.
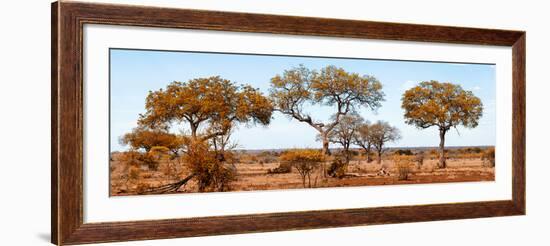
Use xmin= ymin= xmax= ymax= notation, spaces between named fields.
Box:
xmin=110 ymin=49 xmax=496 ymax=151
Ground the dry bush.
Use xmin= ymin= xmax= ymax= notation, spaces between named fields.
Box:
xmin=414 ymin=151 xmax=425 ymax=169
xmin=136 ymin=181 xmax=154 ymax=194
xmin=161 ymin=157 xmax=182 ymax=179
xmin=267 ymin=162 xmax=292 ymax=174
xmin=118 ymin=150 xmax=161 ymax=171
xmin=140 ymin=152 xmax=160 ymax=171
xmin=394 ymin=149 xmax=414 ymax=156
xmin=257 ymin=151 xmax=278 ymax=163
xmin=128 ymin=166 xmax=140 ymax=180
xmin=279 ymin=149 xmax=325 ymax=188
xmin=184 ymin=141 xmax=236 ymax=192
xmin=482 ymin=147 xmax=495 ymax=167
xmin=428 ymin=149 xmax=438 ymax=160
xmin=393 ymin=155 xmax=414 ymax=181
xmin=327 ymin=159 xmax=347 ymax=179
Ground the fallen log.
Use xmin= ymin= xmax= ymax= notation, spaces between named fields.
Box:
xmin=144 ymin=173 xmax=196 ymax=194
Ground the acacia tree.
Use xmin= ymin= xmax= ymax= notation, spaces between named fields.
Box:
xmin=402 ymin=81 xmax=483 ymax=168
xmin=137 ymin=76 xmax=274 ymax=192
xmin=269 ymin=65 xmax=384 ymax=156
xmin=352 ymin=120 xmax=373 ymax=163
xmin=369 ymin=121 xmax=401 ymax=164
xmin=326 ymin=113 xmax=363 ymax=164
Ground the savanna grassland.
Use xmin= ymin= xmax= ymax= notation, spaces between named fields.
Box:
xmin=110 ymin=147 xmax=494 ymax=196
xmin=109 ymin=63 xmax=494 ymax=196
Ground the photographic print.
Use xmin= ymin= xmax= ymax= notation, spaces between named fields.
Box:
xmin=109 ymin=49 xmax=495 ymax=196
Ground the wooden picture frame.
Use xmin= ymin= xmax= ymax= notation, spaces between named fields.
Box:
xmin=52 ymin=1 xmax=525 ymax=245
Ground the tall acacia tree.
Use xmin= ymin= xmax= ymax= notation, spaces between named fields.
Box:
xmin=369 ymin=121 xmax=401 ymax=164
xmin=402 ymin=80 xmax=483 ymax=168
xmin=137 ymin=76 xmax=274 ymax=192
xmin=269 ymin=65 xmax=384 ymax=156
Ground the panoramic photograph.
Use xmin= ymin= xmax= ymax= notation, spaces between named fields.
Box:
xmin=109 ymin=49 xmax=496 ymax=196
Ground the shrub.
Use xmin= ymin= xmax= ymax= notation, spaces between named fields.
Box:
xmin=482 ymin=148 xmax=495 ymax=167
xmin=414 ymin=151 xmax=425 ymax=169
xmin=394 ymin=149 xmax=414 ymax=156
xmin=136 ymin=181 xmax=153 ymax=194
xmin=119 ymin=150 xmax=161 ymax=171
xmin=393 ymin=155 xmax=413 ymax=180
xmin=327 ymin=159 xmax=347 ymax=179
xmin=279 ymin=149 xmax=324 ymax=188
xmin=139 ymin=152 xmax=160 ymax=171
xmin=184 ymin=140 xmax=237 ymax=192
xmin=267 ymin=162 xmax=292 ymax=174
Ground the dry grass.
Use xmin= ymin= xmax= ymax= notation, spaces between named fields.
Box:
xmin=110 ymin=149 xmax=495 ymax=196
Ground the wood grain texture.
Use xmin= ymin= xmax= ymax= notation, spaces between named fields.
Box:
xmin=512 ymin=34 xmax=526 ymax=213
xmin=51 ymin=2 xmax=59 ymax=244
xmin=51 ymin=1 xmax=526 ymax=245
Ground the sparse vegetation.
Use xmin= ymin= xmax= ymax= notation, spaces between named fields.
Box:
xmin=109 ymin=65 xmax=493 ymax=196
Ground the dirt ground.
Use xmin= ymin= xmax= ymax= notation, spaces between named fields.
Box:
xmin=110 ymin=155 xmax=494 ymax=196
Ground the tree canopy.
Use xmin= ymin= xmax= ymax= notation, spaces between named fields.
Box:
xmin=401 ymin=80 xmax=483 ymax=131
xmin=369 ymin=121 xmax=401 ymax=164
xmin=326 ymin=113 xmax=364 ymax=163
xmin=269 ymin=65 xmax=384 ymax=155
xmin=138 ymin=76 xmax=273 ymax=140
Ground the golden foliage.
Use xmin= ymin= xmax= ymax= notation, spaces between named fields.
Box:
xmin=138 ymin=76 xmax=273 ymax=140
xmin=401 ymin=81 xmax=483 ymax=168
xmin=401 ymin=80 xmax=483 ymax=130
xmin=279 ymin=149 xmax=325 ymax=188
xmin=120 ymin=128 xmax=183 ymax=155
xmin=183 ymin=140 xmax=236 ymax=192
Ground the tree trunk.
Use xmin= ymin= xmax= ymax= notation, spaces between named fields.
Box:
xmin=366 ymin=145 xmax=372 ymax=163
xmin=190 ymin=122 xmax=198 ymax=140
xmin=377 ymin=149 xmax=382 ymax=164
xmin=438 ymin=129 xmax=447 ymax=168
xmin=321 ymin=135 xmax=331 ymax=156
xmin=320 ymin=133 xmax=330 ymax=178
